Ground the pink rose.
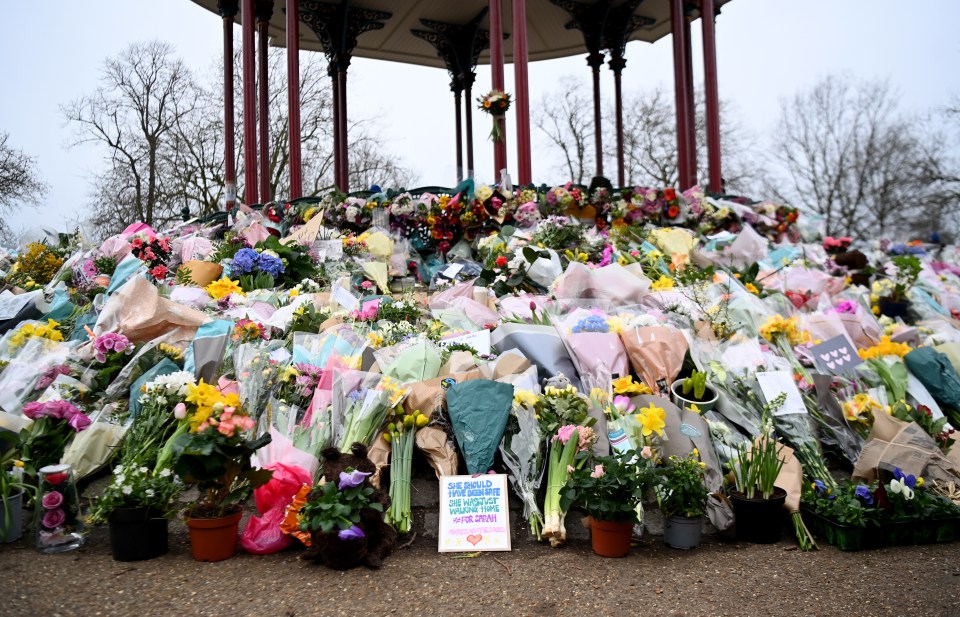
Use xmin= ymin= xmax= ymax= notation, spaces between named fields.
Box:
xmin=173 ymin=402 xmax=187 ymax=419
xmin=42 ymin=508 xmax=66 ymax=529
xmin=68 ymin=411 xmax=92 ymax=432
xmin=21 ymin=401 xmax=45 ymax=420
xmin=590 ymin=464 xmax=604 ymax=478
xmin=41 ymin=491 xmax=64 ymax=510
xmin=640 ymin=446 xmax=653 ymax=460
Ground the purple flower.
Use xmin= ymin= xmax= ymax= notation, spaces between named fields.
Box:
xmin=42 ymin=508 xmax=66 ymax=529
xmin=67 ymin=410 xmax=92 ymax=432
xmin=854 ymin=485 xmax=874 ymax=505
xmin=337 ymin=468 xmax=371 ymax=490
xmin=894 ymin=467 xmax=917 ymax=489
xmin=94 ymin=332 xmax=131 ymax=363
xmin=257 ymin=253 xmax=285 ymax=277
xmin=338 ymin=525 xmax=366 ymax=541
xmin=813 ymin=479 xmax=828 ymax=495
xmin=41 ymin=491 xmax=64 ymax=510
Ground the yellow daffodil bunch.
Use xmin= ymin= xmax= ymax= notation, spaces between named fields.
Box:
xmin=651 ymin=276 xmax=676 ymax=291
xmin=158 ymin=343 xmax=184 ymax=361
xmin=366 ymin=331 xmax=384 ymax=349
xmin=636 ymin=402 xmax=666 ymax=438
xmin=9 ymin=319 xmax=64 ymax=351
xmin=205 ymin=277 xmax=244 ymax=300
xmin=181 ymin=379 xmax=248 ymax=435
xmin=612 ymin=375 xmax=652 ymax=396
xmin=759 ymin=314 xmax=811 ymax=346
xmin=841 ymin=393 xmax=885 ymax=423
xmin=858 ymin=335 xmax=912 ymax=360
xmin=513 ymin=389 xmax=539 ymax=409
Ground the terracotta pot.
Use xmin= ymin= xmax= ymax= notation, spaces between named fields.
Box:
xmin=185 ymin=510 xmax=243 ymax=562
xmin=93 ymin=275 xmax=112 ymax=288
xmin=589 ymin=517 xmax=634 ymax=558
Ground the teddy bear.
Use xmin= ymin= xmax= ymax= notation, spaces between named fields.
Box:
xmin=302 ymin=442 xmax=397 ymax=570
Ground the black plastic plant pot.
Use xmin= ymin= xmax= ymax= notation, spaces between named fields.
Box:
xmin=878 ymin=299 xmax=909 ymax=319
xmin=108 ymin=507 xmax=169 ymax=562
xmin=729 ymin=487 xmax=787 ymax=544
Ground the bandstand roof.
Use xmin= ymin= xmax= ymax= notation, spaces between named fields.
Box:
xmin=190 ymin=0 xmax=733 ymax=70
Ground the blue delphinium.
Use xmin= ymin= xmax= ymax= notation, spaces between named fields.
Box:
xmin=571 ymin=314 xmax=609 ymax=333
xmin=231 ymin=247 xmax=260 ymax=275
xmin=258 ymin=252 xmax=285 ymax=277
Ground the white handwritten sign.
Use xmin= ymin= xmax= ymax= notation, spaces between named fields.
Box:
xmin=438 ymin=474 xmax=511 ymax=552
xmin=756 ymin=370 xmax=807 ymax=416
xmin=437 ymin=330 xmax=492 ymax=356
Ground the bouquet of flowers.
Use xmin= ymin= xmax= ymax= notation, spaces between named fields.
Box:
xmin=335 ymin=373 xmax=407 ymax=452
xmin=166 ymin=379 xmax=272 ymax=518
xmin=5 ymin=242 xmax=67 ymax=290
xmin=19 ymin=400 xmax=92 ymax=477
xmin=129 ymin=233 xmax=172 ymax=280
xmin=381 ymin=407 xmax=429 ymax=534
xmin=85 ymin=332 xmax=136 ymax=393
xmin=499 ymin=389 xmax=545 ymax=539
xmin=477 ymin=90 xmax=511 ymax=142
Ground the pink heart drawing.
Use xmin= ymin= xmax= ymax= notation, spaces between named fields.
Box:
xmin=466 ymin=534 xmax=483 ymax=546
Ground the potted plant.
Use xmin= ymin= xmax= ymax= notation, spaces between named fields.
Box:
xmin=0 ymin=431 xmax=33 ymax=543
xmin=670 ymin=370 xmax=718 ymax=412
xmin=88 ymin=463 xmax=181 ymax=561
xmin=296 ymin=468 xmax=384 ymax=570
xmin=877 ymin=254 xmax=921 ymax=318
xmin=728 ymin=436 xmax=787 ymax=543
xmin=656 ymin=450 xmax=709 ymax=549
xmin=166 ymin=380 xmax=272 ymax=561
xmin=560 ymin=449 xmax=652 ymax=557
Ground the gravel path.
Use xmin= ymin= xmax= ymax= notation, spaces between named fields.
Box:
xmin=1 ymin=523 xmax=958 ymax=617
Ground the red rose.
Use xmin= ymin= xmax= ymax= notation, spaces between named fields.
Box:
xmin=667 ymin=205 xmax=680 ymax=219
xmin=495 ymin=255 xmax=508 ymax=268
xmin=45 ymin=472 xmax=68 ymax=486
xmin=664 ymin=188 xmax=677 ymax=201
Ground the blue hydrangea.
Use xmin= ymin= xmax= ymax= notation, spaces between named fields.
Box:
xmin=571 ymin=315 xmax=609 ymax=334
xmin=258 ymin=253 xmax=285 ymax=277
xmin=231 ymin=248 xmax=260 ymax=275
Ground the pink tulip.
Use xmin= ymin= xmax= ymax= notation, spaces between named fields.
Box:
xmin=590 ymin=464 xmax=604 ymax=478
xmin=174 ymin=403 xmax=187 ymax=419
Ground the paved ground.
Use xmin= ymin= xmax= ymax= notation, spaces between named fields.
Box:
xmin=1 ymin=521 xmax=958 ymax=617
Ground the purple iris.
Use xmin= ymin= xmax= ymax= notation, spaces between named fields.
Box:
xmin=338 ymin=469 xmax=371 ymax=490
xmin=894 ymin=467 xmax=917 ymax=489
xmin=854 ymin=485 xmax=874 ymax=505
xmin=338 ymin=525 xmax=366 ymax=541
xmin=813 ymin=479 xmax=827 ymax=495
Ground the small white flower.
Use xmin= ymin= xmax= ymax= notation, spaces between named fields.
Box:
xmin=145 ymin=489 xmax=155 ymax=498
xmin=116 ymin=474 xmax=126 ymax=485
xmin=139 ymin=466 xmax=148 ymax=474
xmin=121 ymin=485 xmax=133 ymax=496
xmin=113 ymin=465 xmax=124 ymax=475
xmin=159 ymin=468 xmax=172 ymax=478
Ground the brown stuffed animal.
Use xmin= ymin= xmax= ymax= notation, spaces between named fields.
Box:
xmin=303 ymin=443 xmax=398 ymax=569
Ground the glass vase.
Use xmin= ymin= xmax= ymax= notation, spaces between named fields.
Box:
xmin=34 ymin=464 xmax=85 ymax=553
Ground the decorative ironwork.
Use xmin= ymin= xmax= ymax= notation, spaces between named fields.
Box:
xmin=602 ymin=0 xmax=657 ymax=71
xmin=300 ymin=0 xmax=392 ymax=73
xmin=255 ymin=0 xmax=274 ymax=22
xmin=411 ymin=9 xmax=496 ymax=94
xmin=217 ymin=0 xmax=239 ymax=18
xmin=549 ymin=0 xmax=615 ymax=55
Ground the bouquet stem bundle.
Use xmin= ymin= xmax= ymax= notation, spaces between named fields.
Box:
xmin=542 ymin=427 xmax=580 ymax=547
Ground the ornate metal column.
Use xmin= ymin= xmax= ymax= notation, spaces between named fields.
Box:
xmin=549 ymin=0 xmax=616 ymax=181
xmin=218 ymin=1 xmax=239 ymax=209
xmin=285 ymin=0 xmax=302 ymax=199
xmin=256 ymin=0 xmax=274 ymax=203
xmin=669 ymin=0 xmax=692 ymax=189
xmin=603 ymin=1 xmax=654 ymax=188
xmin=412 ymin=9 xmax=492 ymax=184
xmin=240 ymin=0 xmax=259 ymax=204
xmin=301 ymin=0 xmax=391 ymax=192
xmin=700 ymin=0 xmax=722 ymax=192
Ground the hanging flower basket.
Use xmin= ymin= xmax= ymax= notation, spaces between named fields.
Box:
xmin=478 ymin=90 xmax=512 ymax=143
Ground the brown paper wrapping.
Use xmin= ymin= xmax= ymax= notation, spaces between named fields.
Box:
xmin=773 ymin=441 xmax=803 ymax=513
xmin=490 ymin=353 xmax=531 ymax=380
xmin=852 ymin=411 xmax=960 ymax=485
xmin=620 ymin=326 xmax=688 ymax=392
xmin=439 ymin=351 xmax=477 ymax=376
xmin=403 ymin=370 xmax=483 ymax=416
xmin=416 ymin=426 xmax=459 ymax=478
xmin=95 ymin=276 xmax=209 ymax=343
xmin=367 ymin=431 xmax=391 ymax=489
xmin=178 ymin=260 xmax=223 ymax=288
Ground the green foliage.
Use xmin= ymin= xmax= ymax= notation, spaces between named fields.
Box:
xmin=88 ymin=463 xmax=181 ymax=524
xmin=560 ymin=449 xmax=653 ymax=523
xmin=656 ymin=451 xmax=710 ymax=519
xmin=534 ymin=387 xmax=593 ymax=437
xmin=171 ymin=430 xmax=272 ymax=518
xmin=175 ymin=266 xmax=196 ymax=286
xmin=93 ymin=256 xmax=118 ymax=277
xmin=681 ymin=371 xmax=708 ymax=401
xmin=299 ymin=477 xmax=382 ymax=534
xmin=731 ymin=437 xmax=785 ymax=500
xmin=257 ymin=235 xmax=317 ymax=285
xmin=885 ymin=255 xmax=922 ymax=302
xmin=287 ymin=302 xmax=331 ymax=335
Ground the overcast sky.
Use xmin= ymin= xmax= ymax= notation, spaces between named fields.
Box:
xmin=1 ymin=0 xmax=958 ymax=236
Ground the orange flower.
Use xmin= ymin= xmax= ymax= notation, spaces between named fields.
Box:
xmin=279 ymin=484 xmax=313 ymax=547
xmin=664 ymin=188 xmax=677 ymax=201
xmin=666 ymin=205 xmax=680 ymax=218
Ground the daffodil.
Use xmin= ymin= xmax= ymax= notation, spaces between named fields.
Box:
xmin=205 ymin=277 xmax=244 ymax=300
xmin=513 ymin=389 xmax=539 ymax=409
xmin=636 ymin=403 xmax=666 ymax=437
xmin=612 ymin=375 xmax=652 ymax=396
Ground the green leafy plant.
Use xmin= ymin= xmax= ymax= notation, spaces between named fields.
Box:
xmin=681 ymin=371 xmax=709 ymax=401
xmin=883 ymin=255 xmax=922 ymax=302
xmin=0 ymin=432 xmax=35 ymax=539
xmin=299 ymin=471 xmax=382 ymax=535
xmin=93 ymin=256 xmax=118 ymax=277
xmin=88 ymin=463 xmax=181 ymax=524
xmin=656 ymin=451 xmax=710 ymax=519
xmin=731 ymin=437 xmax=785 ymax=500
xmin=560 ymin=449 xmax=653 ymax=523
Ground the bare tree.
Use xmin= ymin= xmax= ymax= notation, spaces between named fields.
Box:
xmin=64 ymin=41 xmax=197 ymax=234
xmin=0 ymin=132 xmax=47 ymax=242
xmin=534 ymin=78 xmax=593 ymax=184
xmin=769 ymin=75 xmax=952 ymax=237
